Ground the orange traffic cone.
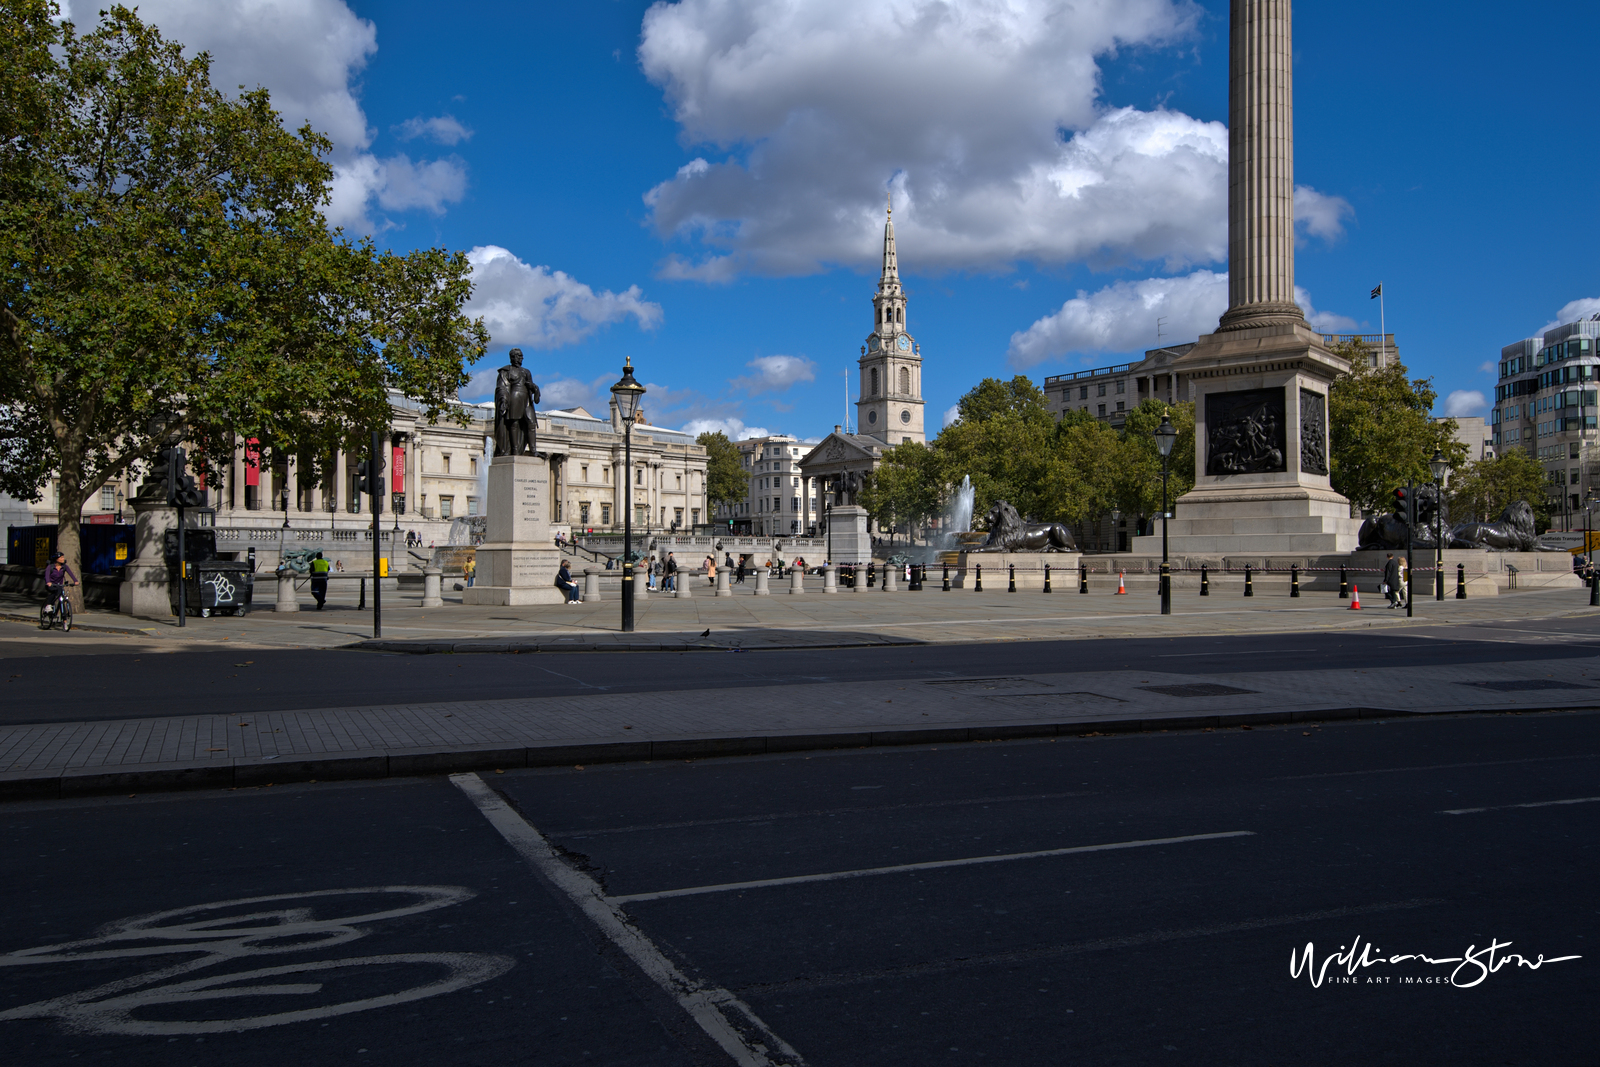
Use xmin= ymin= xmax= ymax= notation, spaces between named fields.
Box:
xmin=1349 ymin=584 xmax=1361 ymax=610
xmin=1115 ymin=571 xmax=1127 ymax=595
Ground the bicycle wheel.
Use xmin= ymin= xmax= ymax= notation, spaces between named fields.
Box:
xmin=60 ymin=599 xmax=72 ymax=632
xmin=39 ymin=601 xmax=51 ymax=630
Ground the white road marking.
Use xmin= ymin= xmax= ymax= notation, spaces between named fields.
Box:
xmin=1440 ymin=795 xmax=1600 ymax=815
xmin=1157 ymin=649 xmax=1315 ymax=657
xmin=1271 ymin=753 xmax=1600 ymax=781
xmin=607 ymin=830 xmax=1255 ymax=904
xmin=450 ymin=773 xmax=805 ymax=1067
xmin=0 ymin=886 xmax=512 ymax=1035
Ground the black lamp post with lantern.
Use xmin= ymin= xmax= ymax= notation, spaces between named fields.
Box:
xmin=610 ymin=358 xmax=646 ymax=632
xmin=1154 ymin=413 xmax=1177 ymax=615
xmin=1430 ymin=447 xmax=1449 ymax=600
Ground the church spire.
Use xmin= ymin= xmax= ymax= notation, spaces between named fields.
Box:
xmin=879 ymin=194 xmax=899 ymax=289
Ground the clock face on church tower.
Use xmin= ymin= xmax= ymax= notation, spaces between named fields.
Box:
xmin=897 ymin=334 xmax=911 ymax=351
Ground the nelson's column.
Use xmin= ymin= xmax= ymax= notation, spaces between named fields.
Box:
xmin=1132 ymin=0 xmax=1361 ymax=557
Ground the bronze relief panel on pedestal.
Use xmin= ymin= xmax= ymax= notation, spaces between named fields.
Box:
xmin=1300 ymin=389 xmax=1328 ymax=475
xmin=1205 ymin=387 xmax=1287 ymax=476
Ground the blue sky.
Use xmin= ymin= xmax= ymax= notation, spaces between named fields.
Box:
xmin=95 ymin=0 xmax=1600 ymax=439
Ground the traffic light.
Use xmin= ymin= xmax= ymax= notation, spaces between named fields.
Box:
xmin=1393 ymin=486 xmax=1415 ymax=525
xmin=165 ymin=447 xmax=202 ymax=508
xmin=355 ymin=459 xmax=372 ymax=495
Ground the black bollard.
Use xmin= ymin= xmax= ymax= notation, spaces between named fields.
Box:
xmin=1079 ymin=563 xmax=1089 ymax=594
xmin=975 ymin=563 xmax=983 ymax=592
xmin=1339 ymin=565 xmax=1348 ymax=599
xmin=943 ymin=564 xmax=951 ymax=591
xmin=867 ymin=562 xmax=875 ymax=588
xmin=1591 ymin=569 xmax=1599 ymax=608
xmin=1290 ymin=563 xmax=1300 ymax=598
xmin=1044 ymin=563 xmax=1052 ymax=593
xmin=1008 ymin=564 xmax=1016 ymax=592
xmin=1200 ymin=564 xmax=1209 ymax=596
xmin=1457 ymin=562 xmax=1466 ymax=600
xmin=1244 ymin=564 xmax=1254 ymax=597
xmin=358 ymin=576 xmax=366 ymax=610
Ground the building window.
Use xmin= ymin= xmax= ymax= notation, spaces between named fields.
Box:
xmin=470 ymin=457 xmax=478 ymax=476
xmin=692 ymin=508 xmax=700 ymax=524
xmin=675 ymin=474 xmax=682 ymax=490
xmin=1115 ymin=380 xmax=1125 ymax=394
xmin=674 ymin=507 xmax=683 ymax=526
xmin=1097 ymin=404 xmax=1106 ymax=417
xmin=467 ymin=497 xmax=478 ymax=516
xmin=1097 ymin=383 xmax=1107 ymax=397
xmin=580 ymin=502 xmax=590 ymax=525
xmin=1079 ymin=386 xmax=1088 ymax=400
xmin=100 ymin=486 xmax=116 ymax=510
xmin=604 ymin=466 xmax=610 ymax=482
xmin=441 ymin=454 xmax=451 ymax=474
xmin=601 ymin=503 xmax=611 ymax=525
xmin=1116 ymin=401 xmax=1125 ymax=413
xmin=792 ymin=497 xmax=800 ymax=511
xmin=440 ymin=496 xmax=454 ymax=519
xmin=635 ymin=468 xmax=643 ymax=486
xmin=871 ymin=368 xmax=880 ymax=395
xmin=899 ymin=367 xmax=910 ymax=393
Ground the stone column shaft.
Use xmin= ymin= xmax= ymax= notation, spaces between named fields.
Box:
xmin=1219 ymin=0 xmax=1303 ymax=331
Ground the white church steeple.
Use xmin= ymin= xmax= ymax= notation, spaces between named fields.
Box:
xmin=857 ymin=195 xmax=924 ymax=446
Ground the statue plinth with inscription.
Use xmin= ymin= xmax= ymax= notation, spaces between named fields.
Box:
xmin=463 ymin=350 xmax=563 ymax=605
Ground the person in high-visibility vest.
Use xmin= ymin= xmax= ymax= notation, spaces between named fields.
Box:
xmin=310 ymin=552 xmax=331 ymax=610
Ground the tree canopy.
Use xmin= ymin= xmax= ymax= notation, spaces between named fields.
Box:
xmin=1328 ymin=340 xmax=1466 ymax=515
xmin=0 ymin=3 xmax=487 ymax=601
xmin=1447 ymin=448 xmax=1550 ymax=528
xmin=697 ymin=431 xmax=747 ymax=511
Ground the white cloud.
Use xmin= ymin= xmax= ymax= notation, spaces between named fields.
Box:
xmin=731 ymin=355 xmax=817 ymax=394
xmin=125 ymin=0 xmax=467 ymax=231
xmin=395 ymin=114 xmax=473 ymax=145
xmin=1443 ymin=390 xmax=1487 ymax=418
xmin=464 ymin=245 xmax=663 ymax=349
xmin=1293 ymin=185 xmax=1354 ymax=244
xmin=1007 ymin=271 xmax=1356 ymax=367
xmin=942 ymin=404 xmax=961 ymax=428
xmin=374 ymin=154 xmax=468 ymax=214
xmin=638 ymin=0 xmax=1350 ymax=280
xmin=680 ymin=417 xmax=773 ymax=442
xmin=1539 ymin=297 xmax=1600 ymax=337
xmin=1292 ymin=286 xmax=1358 ymax=334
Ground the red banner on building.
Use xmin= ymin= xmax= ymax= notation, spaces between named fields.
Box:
xmin=245 ymin=439 xmax=260 ymax=487
xmin=392 ymin=445 xmax=405 ymax=492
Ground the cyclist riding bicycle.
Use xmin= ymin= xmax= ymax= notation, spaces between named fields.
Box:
xmin=44 ymin=551 xmax=77 ymax=610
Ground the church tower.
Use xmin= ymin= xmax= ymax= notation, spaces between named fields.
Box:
xmin=856 ymin=198 xmax=925 ymax=446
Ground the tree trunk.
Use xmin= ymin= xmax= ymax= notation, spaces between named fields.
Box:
xmin=55 ymin=477 xmax=86 ymax=613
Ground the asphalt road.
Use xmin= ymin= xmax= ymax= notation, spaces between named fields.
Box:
xmin=3 ymin=616 xmax=1600 ymax=724
xmin=2 ymin=711 xmax=1594 ymax=1065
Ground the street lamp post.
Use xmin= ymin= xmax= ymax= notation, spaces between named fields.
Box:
xmin=610 ymin=357 xmax=646 ymax=633
xmin=1430 ymin=448 xmax=1449 ymax=601
xmin=1587 ymin=490 xmax=1597 ymax=608
xmin=1154 ymin=413 xmax=1177 ymax=615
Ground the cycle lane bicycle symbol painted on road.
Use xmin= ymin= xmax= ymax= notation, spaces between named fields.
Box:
xmin=0 ymin=886 xmax=514 ymax=1035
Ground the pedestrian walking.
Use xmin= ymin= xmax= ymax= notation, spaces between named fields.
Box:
xmin=310 ymin=551 xmax=331 ymax=609
xmin=705 ymin=555 xmax=716 ymax=586
xmin=1382 ymin=553 xmax=1401 ymax=609
xmin=1397 ymin=554 xmax=1409 ymax=608
xmin=665 ymin=552 xmax=678 ymax=592
xmin=735 ymin=556 xmax=746 ymax=584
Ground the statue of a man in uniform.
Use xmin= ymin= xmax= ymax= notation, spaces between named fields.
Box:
xmin=493 ymin=348 xmax=540 ymax=457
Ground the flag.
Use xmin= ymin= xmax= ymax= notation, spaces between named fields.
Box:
xmin=1370 ymin=283 xmax=1383 ymax=299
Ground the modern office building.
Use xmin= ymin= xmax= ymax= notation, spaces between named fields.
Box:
xmin=1493 ymin=315 xmax=1600 ymax=523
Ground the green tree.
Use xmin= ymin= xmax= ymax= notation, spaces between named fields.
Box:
xmin=1039 ymin=411 xmax=1121 ymax=541
xmin=1114 ymin=399 xmax=1197 ymax=524
xmin=858 ymin=439 xmax=941 ymax=540
xmin=936 ymin=376 xmax=1055 ymax=522
xmin=0 ymin=4 xmax=485 ymax=603
xmin=1446 ymin=448 xmax=1549 ymax=527
xmin=696 ymin=431 xmax=747 ymax=511
xmin=1328 ymin=341 xmax=1467 ymax=515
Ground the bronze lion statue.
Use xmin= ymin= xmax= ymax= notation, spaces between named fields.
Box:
xmin=1448 ymin=500 xmax=1562 ymax=552
xmin=975 ymin=500 xmax=1077 ymax=552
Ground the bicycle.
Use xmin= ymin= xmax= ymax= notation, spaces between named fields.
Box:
xmin=39 ymin=584 xmax=74 ymax=632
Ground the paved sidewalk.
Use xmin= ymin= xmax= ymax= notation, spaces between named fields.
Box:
xmin=4 ymin=582 xmax=1598 ymax=653
xmin=4 ymin=644 xmax=1598 ymax=801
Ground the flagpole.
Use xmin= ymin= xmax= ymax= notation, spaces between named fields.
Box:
xmin=1379 ymin=282 xmax=1386 ymax=363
